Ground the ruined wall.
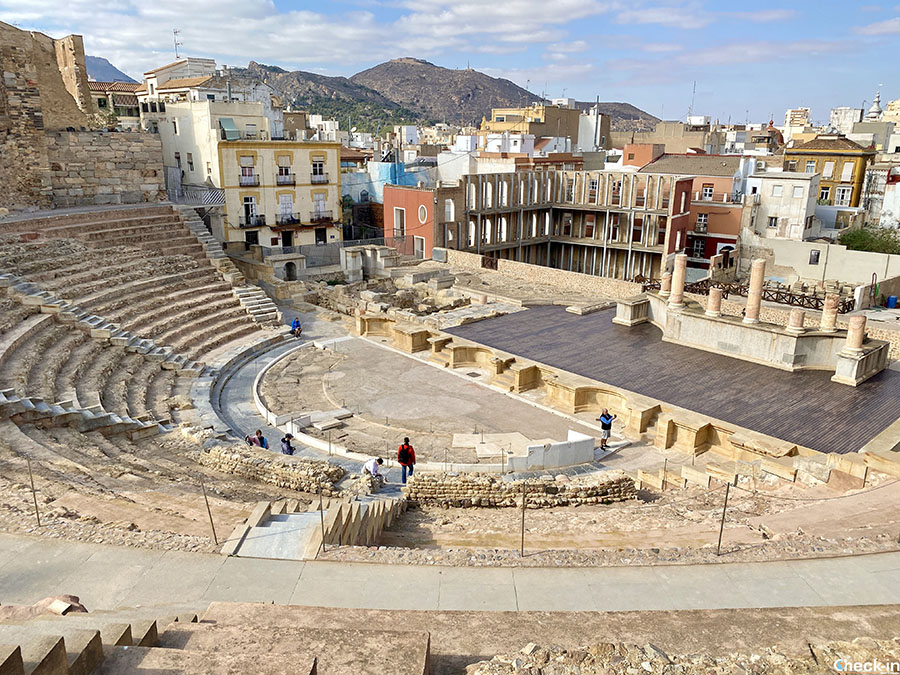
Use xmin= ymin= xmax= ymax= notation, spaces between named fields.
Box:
xmin=52 ymin=34 xmax=92 ymax=115
xmin=46 ymin=131 xmax=166 ymax=207
xmin=403 ymin=472 xmax=636 ymax=508
xmin=442 ymin=248 xmax=643 ymax=299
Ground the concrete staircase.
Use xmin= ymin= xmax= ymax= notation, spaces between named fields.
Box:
xmin=0 ymin=602 xmax=430 ymax=674
xmin=0 ymin=389 xmax=163 ymax=440
xmin=1 ymin=274 xmax=215 ymax=379
xmin=177 ymin=207 xmax=282 ymax=327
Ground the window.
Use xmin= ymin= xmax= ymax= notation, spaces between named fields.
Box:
xmin=823 ymin=161 xmax=835 ymax=179
xmin=819 ymin=186 xmax=830 ymax=201
xmin=835 ymin=186 xmax=852 ymax=206
xmin=627 ymin=153 xmax=635 ymax=160
xmin=172 ymin=119 xmax=178 ymax=135
xmin=588 ymin=178 xmax=599 ymax=198
xmin=696 ymin=213 xmax=708 ymax=232
xmin=701 ymin=184 xmax=714 ymax=200
xmin=174 ymin=152 xmax=181 ymax=169
xmin=311 ymin=160 xmax=325 ymax=176
xmin=149 ymin=83 xmax=155 ymax=95
xmin=786 ymin=160 xmax=798 ymax=172
xmin=767 ymin=216 xmax=778 ymax=228
xmin=805 ymin=215 xmax=814 ymax=230
xmin=206 ymin=162 xmax=212 ymax=176
xmin=805 ymin=160 xmax=816 ymax=173
xmin=418 ymin=205 xmax=428 ymax=224
xmin=565 ymin=179 xmax=574 ymax=201
xmin=187 ymin=153 xmax=194 ymax=172
xmin=692 ymin=239 xmax=705 ymax=257
xmin=207 ymin=94 xmax=215 ymax=101
xmin=809 ymin=250 xmax=820 ymax=265
xmin=840 ymin=162 xmax=853 ymax=182
xmin=771 ymin=185 xmax=783 ymax=197
xmin=360 ymin=189 xmax=369 ymax=203
xmin=245 ymin=123 xmax=257 ymax=139
xmin=98 ymin=97 xmax=108 ymax=109
xmin=585 ymin=215 xmax=595 ymax=238
xmin=393 ymin=207 xmax=406 ymax=237
xmin=792 ymin=186 xmax=803 ymax=198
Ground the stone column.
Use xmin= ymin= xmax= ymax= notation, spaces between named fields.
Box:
xmin=842 ymin=315 xmax=867 ymax=354
xmin=705 ymin=287 xmax=723 ymax=317
xmin=668 ymin=253 xmax=688 ymax=308
xmin=819 ymin=293 xmax=839 ymax=333
xmin=659 ymin=272 xmax=672 ymax=298
xmin=742 ymin=258 xmax=766 ymax=324
xmin=786 ymin=308 xmax=806 ymax=334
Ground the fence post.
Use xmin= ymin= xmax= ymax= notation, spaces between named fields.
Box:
xmin=662 ymin=458 xmax=668 ymax=491
xmin=199 ymin=475 xmax=218 ymax=545
xmin=520 ymin=482 xmax=527 ymax=557
xmin=716 ymin=483 xmax=731 ymax=556
xmin=319 ymin=486 xmax=326 ymax=555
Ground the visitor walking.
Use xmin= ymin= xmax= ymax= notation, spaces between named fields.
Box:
xmin=397 ymin=437 xmax=416 ymax=484
xmin=280 ymin=433 xmax=295 ymax=455
xmin=290 ymin=317 xmax=302 ymax=337
xmin=246 ymin=429 xmax=269 ymax=449
xmin=363 ymin=457 xmax=385 ymax=487
xmin=596 ymin=409 xmax=616 ymax=449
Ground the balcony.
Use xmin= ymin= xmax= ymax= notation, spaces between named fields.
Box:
xmin=310 ymin=173 xmax=329 ymax=184
xmin=693 ymin=191 xmax=742 ymax=204
xmin=239 ymin=214 xmax=266 ymax=228
xmin=309 ymin=210 xmax=333 ymax=222
xmin=239 ymin=174 xmax=259 ymax=187
xmin=276 ymin=213 xmax=302 ymax=226
xmin=276 ymin=173 xmax=296 ymax=186
xmin=694 ymin=223 xmax=708 ymax=234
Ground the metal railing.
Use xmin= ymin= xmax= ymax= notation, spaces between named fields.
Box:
xmin=167 ymin=184 xmax=225 ymax=206
xmin=239 ymin=174 xmax=259 ymax=187
xmin=276 ymin=213 xmax=302 ymax=225
xmin=694 ymin=191 xmax=743 ymax=204
xmin=310 ymin=173 xmax=329 ymax=184
xmin=239 ymin=214 xmax=266 ymax=227
xmin=309 ymin=210 xmax=332 ymax=222
xmin=258 ymin=236 xmax=412 ymax=267
xmin=276 ymin=173 xmax=296 ymax=185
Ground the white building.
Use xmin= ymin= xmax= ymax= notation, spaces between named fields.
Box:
xmin=395 ymin=125 xmax=420 ymax=145
xmin=483 ymin=133 xmax=535 ymax=154
xmin=746 ymin=171 xmax=821 ymax=240
xmin=829 ymin=107 xmax=863 ymax=135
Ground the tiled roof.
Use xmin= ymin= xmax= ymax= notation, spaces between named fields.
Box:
xmin=788 ymin=135 xmax=872 ymax=152
xmin=144 ymin=58 xmax=187 ymax=75
xmin=638 ymin=154 xmax=742 ymax=177
xmin=88 ymin=81 xmax=141 ymax=92
xmin=157 ymin=76 xmax=214 ymax=90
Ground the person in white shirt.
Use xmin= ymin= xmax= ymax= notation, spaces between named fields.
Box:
xmin=363 ymin=457 xmax=385 ymax=486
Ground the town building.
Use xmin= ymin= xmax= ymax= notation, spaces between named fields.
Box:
xmin=611 ymin=118 xmax=726 ymax=155
xmin=744 ymin=172 xmax=820 ymax=241
xmin=382 ymin=182 xmax=465 ymax=259
xmin=783 ymin=134 xmax=876 ymax=208
xmin=863 ymin=162 xmax=900 ymax=228
xmin=87 ymin=81 xmax=142 ymax=130
xmin=481 ymin=103 xmax=582 ymax=148
xmin=446 ymin=169 xmax=693 ymax=280
xmin=829 ymin=107 xmax=863 ymax=136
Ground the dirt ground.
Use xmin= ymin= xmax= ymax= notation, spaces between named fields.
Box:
xmin=319 ymin=474 xmax=900 ymax=567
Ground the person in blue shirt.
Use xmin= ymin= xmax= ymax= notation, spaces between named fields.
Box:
xmin=290 ymin=317 xmax=302 ymax=336
xmin=597 ymin=409 xmax=616 ymax=449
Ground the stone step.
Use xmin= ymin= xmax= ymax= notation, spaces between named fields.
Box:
xmin=29 ymin=615 xmax=159 ymax=647
xmin=156 ymin=621 xmax=429 ymax=675
xmin=0 ymin=623 xmax=103 ymax=675
xmin=97 ymin=645 xmax=317 ymax=675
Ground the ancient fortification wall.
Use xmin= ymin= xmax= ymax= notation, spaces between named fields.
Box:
xmin=46 ymin=131 xmax=166 ymax=207
xmin=0 ymin=21 xmax=164 ymax=212
xmin=403 ymin=472 xmax=636 ymax=508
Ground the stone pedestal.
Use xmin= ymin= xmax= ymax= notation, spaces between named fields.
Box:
xmin=743 ymin=258 xmax=765 ymax=324
xmin=668 ymin=254 xmax=687 ymax=308
xmin=841 ymin=315 xmax=867 ymax=354
xmin=705 ymin=287 xmax=723 ymax=317
xmin=613 ymin=296 xmax=651 ymax=326
xmin=659 ymin=272 xmax=672 ymax=299
xmin=820 ymin=294 xmax=839 ymax=333
xmin=786 ymin=308 xmax=806 ymax=335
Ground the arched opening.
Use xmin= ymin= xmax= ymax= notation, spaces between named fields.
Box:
xmin=284 ymin=261 xmax=297 ymax=281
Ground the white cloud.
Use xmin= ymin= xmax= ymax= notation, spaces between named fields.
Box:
xmin=547 ymin=40 xmax=590 ymax=53
xmin=855 ymin=16 xmax=900 ymax=34
xmin=640 ymin=42 xmax=684 ymax=52
xmin=727 ymin=9 xmax=796 ymax=22
xmin=615 ymin=3 xmax=713 ymax=29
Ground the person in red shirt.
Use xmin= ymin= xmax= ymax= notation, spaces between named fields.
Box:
xmin=397 ymin=437 xmax=416 ymax=484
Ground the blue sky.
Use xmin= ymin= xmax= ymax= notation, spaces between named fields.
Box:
xmin=1 ymin=0 xmax=896 ymax=124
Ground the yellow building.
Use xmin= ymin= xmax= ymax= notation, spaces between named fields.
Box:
xmin=784 ymin=135 xmax=876 ymax=207
xmin=219 ymin=140 xmax=342 ymax=248
xmin=481 ymin=103 xmax=581 ymax=146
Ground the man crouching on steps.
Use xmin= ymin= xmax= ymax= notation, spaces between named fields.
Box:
xmin=363 ymin=457 xmax=385 ymax=488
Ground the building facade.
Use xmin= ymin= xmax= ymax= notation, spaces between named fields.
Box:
xmin=784 ymin=135 xmax=876 ymax=208
xmin=382 ymin=183 xmax=464 ymax=259
xmin=744 ymin=172 xmax=819 ymax=241
xmin=449 ymin=170 xmax=692 ymax=280
xmin=88 ymin=81 xmax=141 ymax=130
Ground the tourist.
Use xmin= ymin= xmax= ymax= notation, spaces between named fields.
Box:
xmin=363 ymin=457 xmax=385 ymax=487
xmin=597 ymin=409 xmax=616 ymax=449
xmin=290 ymin=317 xmax=302 ymax=337
xmin=246 ymin=429 xmax=268 ymax=449
xmin=280 ymin=433 xmax=295 ymax=455
xmin=397 ymin=437 xmax=416 ymax=484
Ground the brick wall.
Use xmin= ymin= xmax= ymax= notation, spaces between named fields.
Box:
xmin=403 ymin=471 xmax=636 ymax=508
xmin=46 ymin=131 xmax=166 ymax=207
xmin=442 ymin=248 xmax=644 ymax=299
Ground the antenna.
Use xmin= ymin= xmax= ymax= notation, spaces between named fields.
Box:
xmin=688 ymin=80 xmax=696 ymax=118
xmin=173 ymin=29 xmax=183 ymax=58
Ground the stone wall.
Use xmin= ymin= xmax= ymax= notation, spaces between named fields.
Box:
xmin=441 ymin=248 xmax=643 ymax=299
xmin=403 ymin=471 xmax=636 ymax=508
xmin=46 ymin=131 xmax=166 ymax=207
xmin=192 ymin=444 xmax=346 ymax=496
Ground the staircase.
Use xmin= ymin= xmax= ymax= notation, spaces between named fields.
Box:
xmin=0 ymin=602 xmax=431 ymax=674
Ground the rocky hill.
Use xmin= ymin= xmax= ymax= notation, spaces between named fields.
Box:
xmin=85 ymin=56 xmax=136 ymax=83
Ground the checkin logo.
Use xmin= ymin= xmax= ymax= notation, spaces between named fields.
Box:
xmin=834 ymin=658 xmax=900 ymax=673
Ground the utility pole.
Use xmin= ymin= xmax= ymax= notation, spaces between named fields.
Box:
xmin=173 ymin=29 xmax=183 ymax=59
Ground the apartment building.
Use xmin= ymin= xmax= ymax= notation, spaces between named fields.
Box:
xmin=383 ymin=183 xmax=464 ymax=259
xmin=87 ymin=81 xmax=141 ymax=130
xmin=481 ymin=103 xmax=582 ymax=147
xmin=784 ymin=135 xmax=876 ymax=208
xmin=450 ymin=170 xmax=693 ymax=280
xmin=744 ymin=172 xmax=820 ymax=240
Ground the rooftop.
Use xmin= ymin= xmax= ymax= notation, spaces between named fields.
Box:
xmin=87 ymin=81 xmax=142 ymax=93
xmin=751 ymin=171 xmax=817 ymax=180
xmin=639 ymin=154 xmax=742 ymax=177
xmin=788 ymin=135 xmax=874 ymax=153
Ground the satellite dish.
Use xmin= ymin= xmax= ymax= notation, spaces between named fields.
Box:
xmin=351 ymin=126 xmax=357 ymax=133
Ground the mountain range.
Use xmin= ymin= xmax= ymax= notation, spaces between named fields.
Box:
xmin=85 ymin=56 xmax=136 ymax=83
xmin=89 ymin=55 xmax=658 ymax=134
